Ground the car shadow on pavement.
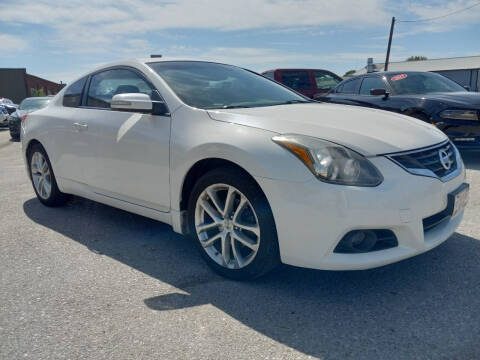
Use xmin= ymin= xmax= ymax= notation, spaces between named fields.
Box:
xmin=461 ymin=150 xmax=480 ymax=170
xmin=23 ymin=197 xmax=480 ymax=359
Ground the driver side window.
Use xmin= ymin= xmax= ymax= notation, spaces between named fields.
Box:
xmin=359 ymin=77 xmax=386 ymax=95
xmin=87 ymin=68 xmax=153 ymax=109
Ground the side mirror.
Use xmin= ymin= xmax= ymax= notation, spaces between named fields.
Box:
xmin=370 ymin=88 xmax=389 ymax=97
xmin=464 ymin=85 xmax=470 ymax=91
xmin=111 ymin=93 xmax=152 ymax=112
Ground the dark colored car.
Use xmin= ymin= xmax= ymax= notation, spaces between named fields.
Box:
xmin=8 ymin=96 xmax=51 ymax=140
xmin=322 ymin=71 xmax=480 ymax=149
xmin=262 ymin=68 xmax=343 ymax=99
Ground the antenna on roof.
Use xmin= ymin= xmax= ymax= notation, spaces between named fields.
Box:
xmin=150 ymin=54 xmax=163 ymax=58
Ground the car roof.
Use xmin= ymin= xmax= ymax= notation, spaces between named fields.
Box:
xmin=357 ymin=71 xmax=435 ymax=77
xmin=262 ymin=68 xmax=339 ymax=74
xmin=84 ymin=58 xmax=241 ymax=77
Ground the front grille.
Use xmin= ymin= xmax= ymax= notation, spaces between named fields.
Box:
xmin=388 ymin=141 xmax=458 ymax=179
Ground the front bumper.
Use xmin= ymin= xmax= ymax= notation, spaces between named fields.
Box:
xmin=255 ymin=156 xmax=466 ymax=270
xmin=436 ymin=120 xmax=480 ymax=149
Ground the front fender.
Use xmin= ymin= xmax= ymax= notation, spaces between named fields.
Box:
xmin=169 ymin=107 xmax=312 ymax=212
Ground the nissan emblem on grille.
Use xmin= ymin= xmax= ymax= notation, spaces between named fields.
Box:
xmin=439 ymin=149 xmax=453 ymax=170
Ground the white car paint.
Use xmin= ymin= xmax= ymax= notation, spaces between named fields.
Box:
xmin=22 ymin=58 xmax=467 ymax=271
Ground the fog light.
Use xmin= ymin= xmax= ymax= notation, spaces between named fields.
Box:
xmin=334 ymin=229 xmax=398 ymax=254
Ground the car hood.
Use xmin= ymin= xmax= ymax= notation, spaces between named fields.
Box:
xmin=207 ymin=103 xmax=447 ymax=156
xmin=417 ymin=92 xmax=480 ymax=107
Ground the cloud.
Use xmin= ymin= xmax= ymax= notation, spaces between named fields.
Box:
xmin=2 ymin=0 xmax=389 ymax=54
xmin=390 ymin=0 xmax=480 ymax=35
xmin=163 ymin=46 xmax=412 ymax=72
xmin=0 ymin=34 xmax=28 ymax=52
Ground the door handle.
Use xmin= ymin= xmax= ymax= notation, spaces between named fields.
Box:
xmin=73 ymin=122 xmax=88 ymax=131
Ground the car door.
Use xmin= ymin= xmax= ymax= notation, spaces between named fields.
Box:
xmin=325 ymin=77 xmax=362 ymax=105
xmin=280 ymin=70 xmax=315 ymax=98
xmin=356 ymin=76 xmax=392 ymax=110
xmin=51 ymin=75 xmax=96 ymax=187
xmin=77 ymin=67 xmax=171 ymax=212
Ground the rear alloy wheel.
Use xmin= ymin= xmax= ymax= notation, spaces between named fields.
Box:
xmin=188 ymin=168 xmax=280 ymax=280
xmin=31 ymin=151 xmax=52 ymax=200
xmin=28 ymin=143 xmax=69 ymax=207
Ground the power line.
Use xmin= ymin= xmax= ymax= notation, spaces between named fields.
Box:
xmin=398 ymin=1 xmax=480 ymax=23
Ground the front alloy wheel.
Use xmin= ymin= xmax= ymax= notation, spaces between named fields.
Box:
xmin=195 ymin=184 xmax=260 ymax=269
xmin=188 ymin=167 xmax=280 ymax=280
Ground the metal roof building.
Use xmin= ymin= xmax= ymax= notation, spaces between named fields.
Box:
xmin=353 ymin=55 xmax=480 ymax=91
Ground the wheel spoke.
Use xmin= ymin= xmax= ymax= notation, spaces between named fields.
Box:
xmin=199 ymin=199 xmax=222 ymax=222
xmin=42 ymin=180 xmax=51 ymax=197
xmin=197 ymin=221 xmax=221 ymax=232
xmin=32 ymin=174 xmax=40 ymax=189
xmin=232 ymin=196 xmax=247 ymax=222
xmin=37 ymin=177 xmax=44 ymax=193
xmin=223 ymin=186 xmax=236 ymax=217
xmin=234 ymin=221 xmax=260 ymax=237
xmin=41 ymin=160 xmax=49 ymax=174
xmin=200 ymin=232 xmax=222 ymax=248
xmin=221 ymin=232 xmax=231 ymax=265
xmin=232 ymin=230 xmax=259 ymax=251
xmin=206 ymin=188 xmax=224 ymax=215
xmin=230 ymin=236 xmax=243 ymax=268
xmin=35 ymin=154 xmax=43 ymax=172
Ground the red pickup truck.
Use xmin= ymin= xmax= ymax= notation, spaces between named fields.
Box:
xmin=262 ymin=68 xmax=343 ymax=99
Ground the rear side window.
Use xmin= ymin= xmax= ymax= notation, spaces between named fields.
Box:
xmin=339 ymin=78 xmax=360 ymax=94
xmin=281 ymin=70 xmax=312 ymax=90
xmin=263 ymin=71 xmax=275 ymax=80
xmin=359 ymin=77 xmax=386 ymax=95
xmin=63 ymin=77 xmax=87 ymax=107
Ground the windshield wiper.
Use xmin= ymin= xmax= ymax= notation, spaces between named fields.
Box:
xmin=277 ymin=99 xmax=312 ymax=105
xmin=221 ymin=105 xmax=252 ymax=109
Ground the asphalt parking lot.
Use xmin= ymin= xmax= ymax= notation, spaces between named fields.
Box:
xmin=0 ymin=128 xmax=479 ymax=360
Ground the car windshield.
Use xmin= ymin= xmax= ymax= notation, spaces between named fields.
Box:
xmin=387 ymin=72 xmax=465 ymax=95
xmin=19 ymin=98 xmax=50 ymax=111
xmin=148 ymin=61 xmax=310 ymax=109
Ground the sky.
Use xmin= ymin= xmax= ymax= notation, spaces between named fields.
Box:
xmin=1 ymin=0 xmax=479 ymax=84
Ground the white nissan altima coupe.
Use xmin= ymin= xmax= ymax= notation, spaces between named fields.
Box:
xmin=21 ymin=59 xmax=469 ymax=279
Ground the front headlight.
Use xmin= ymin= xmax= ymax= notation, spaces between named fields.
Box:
xmin=272 ymin=134 xmax=383 ymax=186
xmin=439 ymin=109 xmax=479 ymax=121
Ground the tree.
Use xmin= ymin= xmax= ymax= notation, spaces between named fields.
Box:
xmin=32 ymin=88 xmax=45 ymax=97
xmin=343 ymin=69 xmax=356 ymax=77
xmin=406 ymin=56 xmax=428 ymax=62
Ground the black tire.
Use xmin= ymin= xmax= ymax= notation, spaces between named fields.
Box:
xmin=188 ymin=167 xmax=280 ymax=280
xmin=27 ymin=143 xmax=70 ymax=207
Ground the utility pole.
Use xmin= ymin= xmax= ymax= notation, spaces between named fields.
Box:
xmin=384 ymin=16 xmax=395 ymax=71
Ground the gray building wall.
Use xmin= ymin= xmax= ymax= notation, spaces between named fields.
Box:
xmin=434 ymin=69 xmax=479 ymax=92
xmin=0 ymin=68 xmax=28 ymax=104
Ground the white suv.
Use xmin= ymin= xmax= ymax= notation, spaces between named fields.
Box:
xmin=21 ymin=59 xmax=469 ymax=279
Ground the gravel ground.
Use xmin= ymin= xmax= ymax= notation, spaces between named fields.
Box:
xmin=1 ymin=128 xmax=479 ymax=360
